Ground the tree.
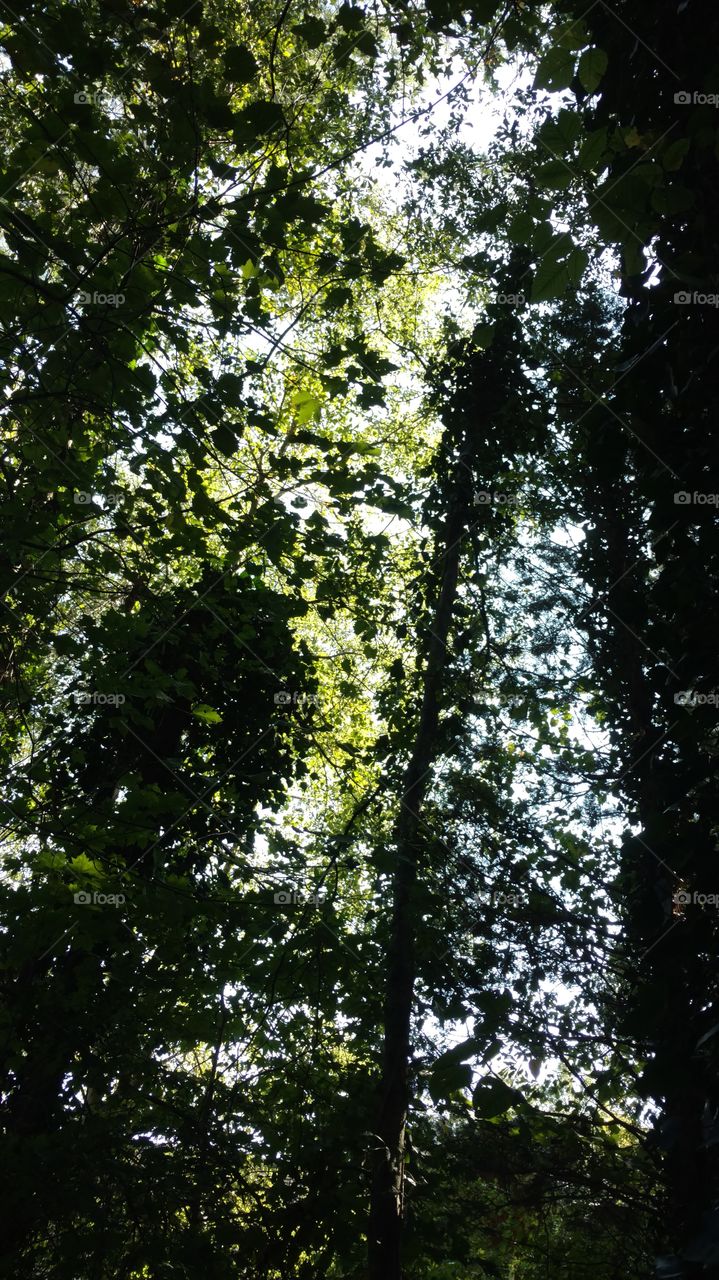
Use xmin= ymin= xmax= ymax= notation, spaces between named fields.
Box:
xmin=2 ymin=0 xmax=717 ymax=1275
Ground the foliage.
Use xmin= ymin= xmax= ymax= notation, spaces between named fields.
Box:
xmin=1 ymin=0 xmax=717 ymax=1276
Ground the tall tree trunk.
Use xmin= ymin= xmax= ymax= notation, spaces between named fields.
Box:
xmin=367 ymin=439 xmax=473 ymax=1279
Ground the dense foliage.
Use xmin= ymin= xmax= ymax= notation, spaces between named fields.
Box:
xmin=0 ymin=0 xmax=717 ymax=1277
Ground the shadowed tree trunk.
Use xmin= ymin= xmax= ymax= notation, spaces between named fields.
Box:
xmin=368 ymin=436 xmax=473 ymax=1279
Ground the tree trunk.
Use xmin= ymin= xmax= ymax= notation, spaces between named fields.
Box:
xmin=367 ymin=440 xmax=473 ymax=1279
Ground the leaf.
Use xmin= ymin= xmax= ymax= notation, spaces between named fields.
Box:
xmin=212 ymin=425 xmax=239 ymax=456
xmin=662 ymin=137 xmax=690 ymax=171
xmin=478 ymin=1262 xmax=503 ymax=1279
xmin=354 ymin=29 xmax=379 ymax=58
xmin=553 ymin=18 xmax=589 ymax=50
xmin=531 ymin=243 xmax=588 ymax=302
xmin=565 ymin=244 xmax=589 ymax=285
xmin=472 ymin=1076 xmax=520 ymax=1117
xmin=538 ymin=107 xmax=581 ymax=152
xmin=531 ymin=220 xmax=556 ymax=252
xmin=622 ymin=240 xmax=645 ymax=275
xmin=269 ymin=192 xmax=328 ymax=227
xmin=507 ymin=211 xmax=535 ymax=243
xmin=472 ymin=322 xmax=495 ymax=348
xmin=428 ymin=1059 xmax=473 ymax=1103
xmin=432 ymin=1037 xmax=481 ymax=1067
xmin=223 ymin=45 xmax=259 ymax=83
xmin=323 ymin=286 xmax=353 ymax=311
xmin=291 ymin=390 xmax=322 ymax=424
xmin=192 ymin=703 xmax=223 ymax=724
xmin=232 ymin=101 xmax=285 ymax=145
xmin=578 ymin=47 xmax=608 ymax=93
xmin=292 ymin=17 xmax=326 ymax=47
xmin=651 ymin=184 xmax=694 ymax=214
xmin=535 ymin=159 xmax=574 ymax=191
xmin=577 ymin=127 xmax=608 ymax=172
xmin=534 ymin=46 xmax=575 ymax=93
xmin=337 ymin=3 xmax=365 ymax=31
xmin=70 ymin=854 xmax=102 ymax=879
xmin=370 ymin=496 xmax=414 ymax=519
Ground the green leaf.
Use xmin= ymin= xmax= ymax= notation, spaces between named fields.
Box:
xmin=553 ymin=18 xmax=589 ymax=50
xmin=428 ymin=1059 xmax=473 ymax=1103
xmin=268 ymin=191 xmax=328 ymax=228
xmin=577 ymin=127 xmax=608 ymax=172
xmin=578 ymin=47 xmax=608 ymax=93
xmin=212 ymin=425 xmax=239 ymax=456
xmin=472 ymin=1076 xmax=520 ymax=1117
xmin=535 ymin=159 xmax=574 ymax=191
xmin=472 ymin=321 xmax=495 ymax=348
xmin=538 ymin=107 xmax=581 ymax=152
xmin=192 ymin=703 xmax=223 ymax=724
xmin=534 ymin=47 xmax=575 ymax=93
xmin=354 ymin=29 xmax=379 ymax=58
xmin=468 ymin=0 xmax=501 ymax=19
xmin=69 ymin=853 xmax=102 ymax=879
xmin=291 ymin=390 xmax=322 ymax=424
xmin=531 ymin=243 xmax=588 ymax=302
xmin=650 ymin=184 xmax=694 ymax=214
xmin=622 ymin=241 xmax=645 ymax=275
xmin=232 ymin=102 xmax=285 ymax=145
xmin=337 ymin=3 xmax=365 ymax=31
xmin=432 ymin=1037 xmax=481 ymax=1068
xmin=292 ymin=16 xmax=326 ymax=47
xmin=323 ymin=286 xmax=353 ymax=311
xmin=477 ymin=1261 xmax=503 ymax=1279
xmin=565 ymin=244 xmax=589 ymax=285
xmin=370 ymin=496 xmax=414 ymax=519
xmin=507 ymin=211 xmax=535 ymax=243
xmin=224 ymin=45 xmax=259 ymax=83
xmin=662 ymin=137 xmax=690 ymax=171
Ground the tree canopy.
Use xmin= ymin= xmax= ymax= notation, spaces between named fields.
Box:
xmin=1 ymin=1 xmax=718 ymax=1277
